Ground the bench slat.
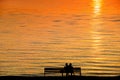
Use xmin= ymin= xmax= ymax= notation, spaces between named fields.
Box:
xmin=45 ymin=68 xmax=63 ymax=70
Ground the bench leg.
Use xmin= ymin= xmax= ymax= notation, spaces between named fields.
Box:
xmin=62 ymin=73 xmax=63 ymax=77
xmin=72 ymin=72 xmax=74 ymax=76
xmin=80 ymin=71 xmax=81 ymax=76
xmin=44 ymin=73 xmax=45 ymax=77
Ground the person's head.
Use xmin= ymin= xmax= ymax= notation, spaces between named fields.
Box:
xmin=69 ymin=63 xmax=72 ymax=66
xmin=65 ymin=63 xmax=68 ymax=66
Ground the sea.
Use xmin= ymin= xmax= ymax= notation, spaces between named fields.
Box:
xmin=0 ymin=0 xmax=120 ymax=76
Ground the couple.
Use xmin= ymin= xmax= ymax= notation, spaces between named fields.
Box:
xmin=64 ymin=63 xmax=74 ymax=76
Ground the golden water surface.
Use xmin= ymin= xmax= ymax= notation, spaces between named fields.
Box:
xmin=0 ymin=0 xmax=120 ymax=76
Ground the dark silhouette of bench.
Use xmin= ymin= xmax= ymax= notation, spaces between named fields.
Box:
xmin=44 ymin=67 xmax=81 ymax=76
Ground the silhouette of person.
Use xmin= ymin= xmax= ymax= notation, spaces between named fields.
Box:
xmin=68 ymin=63 xmax=74 ymax=76
xmin=64 ymin=63 xmax=69 ymax=76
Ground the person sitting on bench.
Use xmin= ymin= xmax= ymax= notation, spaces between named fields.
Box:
xmin=64 ymin=63 xmax=74 ymax=76
xmin=68 ymin=63 xmax=74 ymax=76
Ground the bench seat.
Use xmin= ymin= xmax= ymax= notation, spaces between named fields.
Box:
xmin=44 ymin=67 xmax=81 ymax=76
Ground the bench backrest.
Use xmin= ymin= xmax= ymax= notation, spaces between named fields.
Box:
xmin=44 ymin=67 xmax=81 ymax=73
xmin=73 ymin=68 xmax=81 ymax=72
xmin=44 ymin=67 xmax=63 ymax=73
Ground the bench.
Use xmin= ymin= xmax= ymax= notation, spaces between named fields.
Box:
xmin=44 ymin=67 xmax=81 ymax=76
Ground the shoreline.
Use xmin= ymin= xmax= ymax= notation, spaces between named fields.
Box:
xmin=0 ymin=76 xmax=119 ymax=80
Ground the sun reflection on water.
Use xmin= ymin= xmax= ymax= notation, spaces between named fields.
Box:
xmin=93 ymin=0 xmax=102 ymax=16
xmin=91 ymin=0 xmax=103 ymax=52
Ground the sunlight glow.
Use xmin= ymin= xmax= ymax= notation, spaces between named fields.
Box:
xmin=93 ymin=0 xmax=102 ymax=16
xmin=91 ymin=0 xmax=103 ymax=52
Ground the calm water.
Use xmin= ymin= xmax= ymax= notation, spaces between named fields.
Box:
xmin=0 ymin=0 xmax=120 ymax=76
